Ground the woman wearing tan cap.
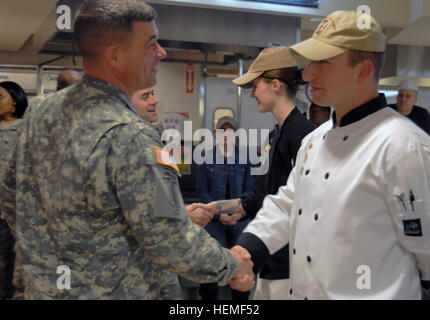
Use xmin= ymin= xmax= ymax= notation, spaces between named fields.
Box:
xmin=196 ymin=46 xmax=315 ymax=299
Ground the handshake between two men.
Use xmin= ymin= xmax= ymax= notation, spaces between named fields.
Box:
xmin=186 ymin=200 xmax=255 ymax=292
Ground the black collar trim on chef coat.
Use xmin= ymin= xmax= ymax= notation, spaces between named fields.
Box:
xmin=332 ymin=93 xmax=387 ymax=128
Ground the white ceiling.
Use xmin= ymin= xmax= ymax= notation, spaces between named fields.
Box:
xmin=0 ymin=0 xmax=57 ymax=52
xmin=1 ymin=0 xmax=430 ymax=66
xmin=389 ymin=16 xmax=430 ymax=46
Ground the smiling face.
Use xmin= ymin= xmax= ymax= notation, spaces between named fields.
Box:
xmin=250 ymin=77 xmax=276 ymax=113
xmin=117 ymin=21 xmax=166 ymax=95
xmin=0 ymin=86 xmax=16 ymax=121
xmin=302 ymin=52 xmax=358 ymax=109
xmin=132 ymin=87 xmax=158 ymax=123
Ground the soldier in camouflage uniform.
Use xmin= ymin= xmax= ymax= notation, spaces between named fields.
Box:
xmin=0 ymin=81 xmax=28 ymax=299
xmin=0 ymin=117 xmax=19 ymax=299
xmin=0 ymin=0 xmax=254 ymax=299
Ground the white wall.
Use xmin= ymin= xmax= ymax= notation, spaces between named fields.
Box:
xmin=154 ymin=62 xmax=202 ymax=134
xmin=155 ymin=63 xmax=276 ymax=146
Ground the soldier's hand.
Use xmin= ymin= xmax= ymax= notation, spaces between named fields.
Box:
xmin=231 ymin=245 xmax=253 ymax=278
xmin=230 ymin=245 xmax=255 ymax=292
xmin=219 ymin=213 xmax=242 ymax=226
xmin=230 ymin=273 xmax=255 ymax=292
xmin=186 ymin=203 xmax=214 ymax=227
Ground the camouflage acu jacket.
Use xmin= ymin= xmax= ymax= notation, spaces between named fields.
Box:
xmin=0 ymin=119 xmax=21 ymax=176
xmin=0 ymin=76 xmax=237 ymax=299
xmin=0 ymin=119 xmax=21 ymax=220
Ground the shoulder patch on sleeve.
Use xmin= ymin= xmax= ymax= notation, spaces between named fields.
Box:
xmin=154 ymin=146 xmax=180 ymax=173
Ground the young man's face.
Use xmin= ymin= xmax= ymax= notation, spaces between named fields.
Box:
xmin=396 ymin=89 xmax=417 ymax=115
xmin=132 ymin=87 xmax=158 ymax=123
xmin=119 ymin=21 xmax=166 ymax=95
xmin=302 ymin=52 xmax=358 ymax=109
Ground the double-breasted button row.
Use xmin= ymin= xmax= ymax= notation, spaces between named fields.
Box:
xmin=297 ymin=209 xmax=319 ymax=222
xmin=302 ymin=169 xmax=330 ymax=180
xmin=292 ymin=247 xmax=312 ymax=262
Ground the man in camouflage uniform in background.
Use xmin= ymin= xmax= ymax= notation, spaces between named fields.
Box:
xmin=0 ymin=0 xmax=254 ymax=299
xmin=0 ymin=118 xmax=20 ymax=299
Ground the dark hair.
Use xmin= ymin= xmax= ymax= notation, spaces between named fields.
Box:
xmin=0 ymin=81 xmax=28 ymax=118
xmin=74 ymin=0 xmax=156 ymax=58
xmin=261 ymin=67 xmax=306 ymax=98
xmin=348 ymin=50 xmax=385 ymax=82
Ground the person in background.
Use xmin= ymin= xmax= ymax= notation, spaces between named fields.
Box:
xmin=231 ymin=10 xmax=430 ymax=299
xmin=388 ymin=79 xmax=430 ymax=135
xmin=57 ymin=70 xmax=83 ymax=91
xmin=309 ymin=102 xmax=331 ymax=127
xmin=0 ymin=0 xmax=253 ymax=299
xmin=196 ymin=116 xmax=254 ymax=300
xmin=132 ymin=87 xmax=158 ymax=123
xmin=194 ymin=46 xmax=316 ymax=299
xmin=0 ymin=81 xmax=28 ymax=300
xmin=131 ymin=87 xmax=214 ymax=227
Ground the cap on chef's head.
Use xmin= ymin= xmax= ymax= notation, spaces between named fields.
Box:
xmin=232 ymin=46 xmax=297 ymax=88
xmin=289 ymin=10 xmax=386 ymax=61
xmin=398 ymin=79 xmax=419 ymax=92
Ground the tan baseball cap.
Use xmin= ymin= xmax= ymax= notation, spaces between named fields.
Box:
xmin=233 ymin=46 xmax=297 ymax=88
xmin=290 ymin=10 xmax=386 ymax=61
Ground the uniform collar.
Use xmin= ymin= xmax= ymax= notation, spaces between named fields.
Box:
xmin=332 ymin=93 xmax=387 ymax=128
xmin=280 ymin=107 xmax=300 ymax=131
xmin=0 ymin=119 xmax=22 ymax=130
xmin=388 ymin=104 xmax=419 ymax=117
xmin=82 ymin=75 xmax=139 ymax=116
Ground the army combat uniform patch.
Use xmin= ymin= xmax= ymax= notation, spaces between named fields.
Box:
xmin=154 ymin=146 xmax=180 ymax=173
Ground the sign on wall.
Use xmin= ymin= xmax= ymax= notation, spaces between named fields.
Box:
xmin=186 ymin=64 xmax=194 ymax=94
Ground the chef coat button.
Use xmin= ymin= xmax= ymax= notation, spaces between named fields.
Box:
xmin=293 ymin=248 xmax=296 ymax=255
xmin=323 ymin=134 xmax=326 ymax=140
xmin=343 ymin=135 xmax=348 ymax=141
xmin=289 ymin=288 xmax=293 ymax=295
xmin=314 ymin=214 xmax=318 ymax=221
xmin=298 ymin=209 xmax=302 ymax=216
xmin=307 ymin=255 xmax=311 ymax=263
xmin=324 ymin=172 xmax=330 ymax=180
xmin=305 ymin=169 xmax=310 ymax=175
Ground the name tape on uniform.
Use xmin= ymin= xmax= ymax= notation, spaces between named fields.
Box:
xmin=153 ymin=146 xmax=180 ymax=173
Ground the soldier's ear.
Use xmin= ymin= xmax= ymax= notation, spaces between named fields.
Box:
xmin=104 ymin=45 xmax=122 ymax=70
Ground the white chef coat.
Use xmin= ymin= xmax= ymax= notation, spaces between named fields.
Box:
xmin=245 ymin=107 xmax=430 ymax=299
